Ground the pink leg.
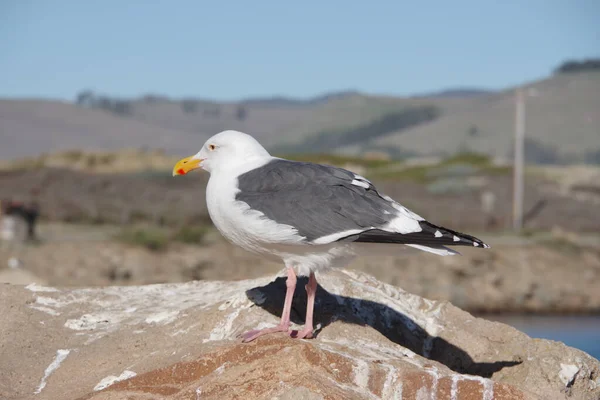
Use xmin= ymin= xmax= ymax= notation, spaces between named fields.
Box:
xmin=240 ymin=267 xmax=297 ymax=342
xmin=291 ymin=272 xmax=317 ymax=339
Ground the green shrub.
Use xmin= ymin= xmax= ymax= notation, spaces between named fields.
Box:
xmin=441 ymin=152 xmax=491 ymax=167
xmin=173 ymin=225 xmax=209 ymax=245
xmin=369 ymin=165 xmax=432 ymax=183
xmin=115 ymin=228 xmax=169 ymax=251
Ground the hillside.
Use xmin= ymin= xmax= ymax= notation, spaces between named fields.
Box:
xmin=1 ymin=71 xmax=598 ymax=163
xmin=369 ymin=72 xmax=600 ymax=163
xmin=0 ymin=99 xmax=200 ymax=159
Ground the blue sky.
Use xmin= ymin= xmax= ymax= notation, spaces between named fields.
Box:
xmin=1 ymin=0 xmax=599 ymax=101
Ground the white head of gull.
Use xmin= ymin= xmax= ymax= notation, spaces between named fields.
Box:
xmin=173 ymin=130 xmax=490 ymax=342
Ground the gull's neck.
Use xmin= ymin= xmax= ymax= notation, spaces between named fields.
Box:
xmin=212 ymin=155 xmax=275 ymax=178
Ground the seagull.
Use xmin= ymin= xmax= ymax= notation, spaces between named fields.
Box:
xmin=173 ymin=130 xmax=490 ymax=342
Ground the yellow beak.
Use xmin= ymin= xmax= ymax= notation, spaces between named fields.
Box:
xmin=172 ymin=156 xmax=203 ymax=176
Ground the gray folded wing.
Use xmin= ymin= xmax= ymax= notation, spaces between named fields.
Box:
xmin=235 ymin=159 xmax=407 ymax=243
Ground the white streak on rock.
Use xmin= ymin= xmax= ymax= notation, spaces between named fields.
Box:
xmin=559 ymin=363 xmax=580 ymax=386
xmin=30 ymin=305 xmax=60 ymax=316
xmin=145 ymin=311 xmax=180 ymax=324
xmin=36 ymin=297 xmax=61 ymax=307
xmin=381 ymin=364 xmax=399 ymax=399
xmin=416 ymin=386 xmax=430 ymax=400
xmin=321 ymin=338 xmax=418 ymax=365
xmin=34 ymin=349 xmax=71 ymax=394
xmin=482 ymin=377 xmax=494 ymax=400
xmin=93 ymin=370 xmax=137 ymax=391
xmin=427 ymin=367 xmax=440 ymax=400
xmin=353 ymin=359 xmax=370 ymax=389
xmin=434 ymin=230 xmax=443 ymax=238
xmin=26 ymin=283 xmax=59 ymax=292
xmin=394 ymin=382 xmax=403 ymax=399
xmin=65 ymin=313 xmax=114 ymax=330
xmin=215 ymin=363 xmax=228 ymax=375
xmin=453 ymin=235 xmax=460 ymax=242
xmin=203 ymin=308 xmax=244 ymax=342
xmin=450 ymin=375 xmax=460 ymax=400
xmin=171 ymin=322 xmax=202 ymax=337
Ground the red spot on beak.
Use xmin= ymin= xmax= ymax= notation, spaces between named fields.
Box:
xmin=177 ymin=168 xmax=186 ymax=175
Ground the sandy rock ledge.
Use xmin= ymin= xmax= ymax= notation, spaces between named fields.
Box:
xmin=1 ymin=269 xmax=599 ymax=400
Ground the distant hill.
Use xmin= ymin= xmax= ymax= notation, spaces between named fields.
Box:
xmin=239 ymin=90 xmax=361 ymax=107
xmin=0 ymin=99 xmax=200 ymax=160
xmin=412 ymin=87 xmax=496 ymax=99
xmin=369 ymin=71 xmax=600 ymax=163
xmin=1 ymin=71 xmax=599 ymax=164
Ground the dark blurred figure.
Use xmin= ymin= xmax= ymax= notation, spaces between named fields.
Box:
xmin=25 ymin=188 xmax=41 ymax=241
xmin=2 ymin=195 xmax=41 ymax=242
xmin=23 ymin=201 xmax=40 ymax=241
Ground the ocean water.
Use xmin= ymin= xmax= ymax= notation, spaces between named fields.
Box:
xmin=484 ymin=315 xmax=600 ymax=361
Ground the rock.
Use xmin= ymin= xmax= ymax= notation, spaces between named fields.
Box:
xmin=0 ymin=266 xmax=46 ymax=285
xmin=1 ymin=269 xmax=599 ymax=400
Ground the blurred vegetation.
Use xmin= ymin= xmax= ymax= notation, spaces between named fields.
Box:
xmin=584 ymin=148 xmax=600 ymax=164
xmin=538 ymin=237 xmax=584 ymax=255
xmin=114 ymin=224 xmax=210 ymax=251
xmin=173 ymin=225 xmax=209 ymax=244
xmin=275 ymin=106 xmax=441 ymax=154
xmin=554 ymin=58 xmax=600 ymax=75
xmin=181 ymin=99 xmax=199 ymax=114
xmin=441 ymin=152 xmax=491 ymax=167
xmin=0 ymin=148 xmax=179 ymax=174
xmin=367 ymin=152 xmax=511 ymax=183
xmin=505 ymin=138 xmax=564 ymax=165
xmin=76 ymin=90 xmax=227 ymax=120
xmin=76 ymin=90 xmax=133 ymax=116
xmin=115 ymin=227 xmax=170 ymax=251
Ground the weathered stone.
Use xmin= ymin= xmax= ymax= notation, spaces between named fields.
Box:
xmin=1 ymin=269 xmax=598 ymax=400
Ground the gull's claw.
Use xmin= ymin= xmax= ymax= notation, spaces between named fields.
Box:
xmin=289 ymin=328 xmax=314 ymax=340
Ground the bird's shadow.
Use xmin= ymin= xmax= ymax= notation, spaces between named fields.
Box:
xmin=245 ymin=276 xmax=521 ymax=378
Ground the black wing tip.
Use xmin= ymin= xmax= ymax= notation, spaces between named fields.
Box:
xmin=420 ymin=221 xmax=491 ymax=249
xmin=341 ymin=225 xmax=492 ymax=249
xmin=473 ymin=241 xmax=492 ymax=249
xmin=334 ymin=221 xmax=492 ymax=249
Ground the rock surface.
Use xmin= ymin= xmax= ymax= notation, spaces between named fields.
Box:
xmin=1 ymin=269 xmax=599 ymax=400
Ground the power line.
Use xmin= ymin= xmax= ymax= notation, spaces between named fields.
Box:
xmin=512 ymin=87 xmax=525 ymax=232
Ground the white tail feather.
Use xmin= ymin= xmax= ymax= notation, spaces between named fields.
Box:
xmin=405 ymin=244 xmax=460 ymax=256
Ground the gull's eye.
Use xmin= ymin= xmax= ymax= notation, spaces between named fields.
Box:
xmin=208 ymin=144 xmax=216 ymax=151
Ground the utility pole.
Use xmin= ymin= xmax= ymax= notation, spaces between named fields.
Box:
xmin=513 ymin=87 xmax=525 ymax=232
